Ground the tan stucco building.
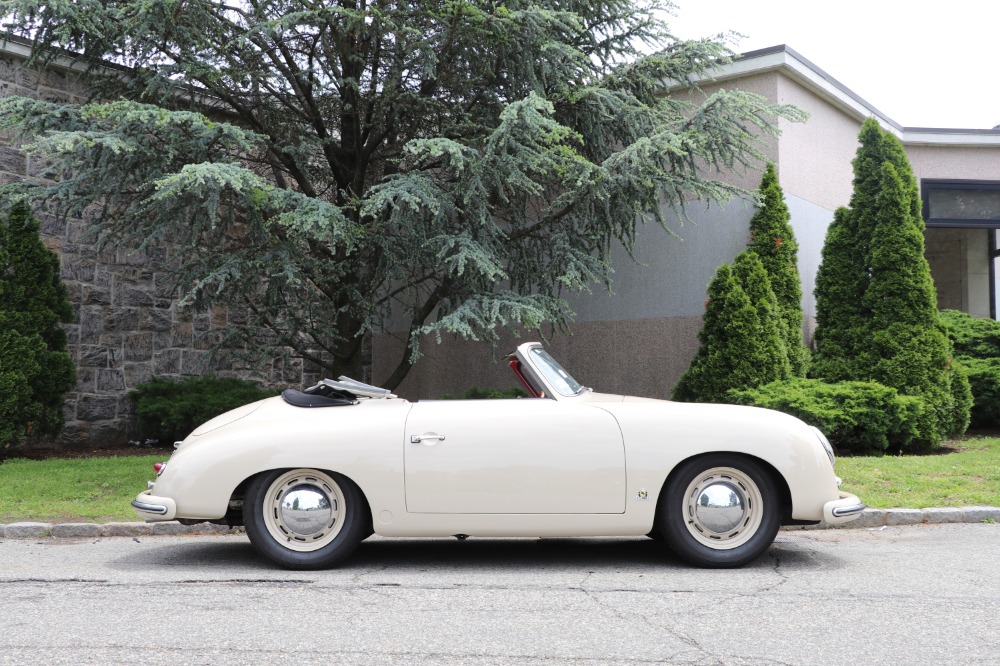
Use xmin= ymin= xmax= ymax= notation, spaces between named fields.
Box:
xmin=375 ymin=45 xmax=1000 ymax=400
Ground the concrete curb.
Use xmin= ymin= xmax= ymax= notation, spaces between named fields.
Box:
xmin=785 ymin=506 xmax=1000 ymax=531
xmin=0 ymin=521 xmax=243 ymax=539
xmin=1 ymin=507 xmax=998 ymax=539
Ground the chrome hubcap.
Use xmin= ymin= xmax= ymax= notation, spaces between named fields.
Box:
xmin=279 ymin=485 xmax=334 ymax=538
xmin=263 ymin=470 xmax=346 ymax=552
xmin=683 ymin=467 xmax=763 ymax=550
xmin=693 ymin=481 xmax=747 ymax=534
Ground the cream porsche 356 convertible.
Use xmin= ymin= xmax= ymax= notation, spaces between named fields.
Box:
xmin=133 ymin=342 xmax=864 ymax=569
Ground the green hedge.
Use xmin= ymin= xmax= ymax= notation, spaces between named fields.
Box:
xmin=941 ymin=309 xmax=1000 ymax=358
xmin=957 ymin=358 xmax=1000 ymax=428
xmin=130 ymin=376 xmax=280 ymax=444
xmin=941 ymin=310 xmax=1000 ymax=428
xmin=727 ymin=378 xmax=928 ymax=453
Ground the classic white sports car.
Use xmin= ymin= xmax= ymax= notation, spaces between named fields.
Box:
xmin=133 ymin=342 xmax=864 ymax=569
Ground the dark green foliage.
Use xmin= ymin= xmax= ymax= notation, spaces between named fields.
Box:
xmin=941 ymin=309 xmax=1000 ymax=358
xmin=813 ymin=118 xmax=921 ymax=380
xmin=130 ymin=376 xmax=279 ymax=443
xmin=948 ymin=362 xmax=973 ymax=435
xmin=957 ymin=358 xmax=1000 ymax=427
xmin=810 ymin=119 xmax=968 ymax=444
xmin=0 ymin=203 xmax=76 ymax=447
xmin=672 ymin=255 xmax=790 ymax=403
xmin=940 ymin=310 xmax=1000 ymax=428
xmin=727 ymin=378 xmax=928 ymax=453
xmin=811 ymin=207 xmax=866 ymax=381
xmin=438 ymin=386 xmax=528 ymax=400
xmin=746 ymin=164 xmax=807 ymax=375
xmin=0 ymin=0 xmax=804 ymax=389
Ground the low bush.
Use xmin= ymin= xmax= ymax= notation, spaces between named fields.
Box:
xmin=130 ymin=376 xmax=279 ymax=443
xmin=438 ymin=386 xmax=528 ymax=400
xmin=940 ymin=310 xmax=1000 ymax=428
xmin=957 ymin=358 xmax=1000 ymax=428
xmin=941 ymin=309 xmax=1000 ymax=358
xmin=727 ymin=378 xmax=928 ymax=453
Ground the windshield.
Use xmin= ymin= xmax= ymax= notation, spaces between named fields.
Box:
xmin=529 ymin=348 xmax=586 ymax=396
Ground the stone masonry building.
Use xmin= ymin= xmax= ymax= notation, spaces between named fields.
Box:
xmin=0 ymin=36 xmax=317 ymax=449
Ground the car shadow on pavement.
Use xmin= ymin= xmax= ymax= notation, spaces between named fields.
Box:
xmin=107 ymin=534 xmax=836 ymax=573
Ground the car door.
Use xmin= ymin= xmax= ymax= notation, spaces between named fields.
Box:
xmin=404 ymin=398 xmax=626 ymax=514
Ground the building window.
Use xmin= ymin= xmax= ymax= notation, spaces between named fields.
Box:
xmin=922 ymin=180 xmax=1000 ymax=320
xmin=923 ymin=180 xmax=1000 ymax=228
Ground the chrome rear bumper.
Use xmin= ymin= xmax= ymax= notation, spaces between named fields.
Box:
xmin=132 ymin=491 xmax=177 ymax=522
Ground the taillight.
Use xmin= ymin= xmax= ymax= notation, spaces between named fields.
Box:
xmin=153 ymin=462 xmax=167 ymax=476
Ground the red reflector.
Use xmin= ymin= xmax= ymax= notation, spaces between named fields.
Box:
xmin=153 ymin=462 xmax=166 ymax=474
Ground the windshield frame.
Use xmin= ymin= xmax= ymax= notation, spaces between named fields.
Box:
xmin=514 ymin=342 xmax=590 ymax=399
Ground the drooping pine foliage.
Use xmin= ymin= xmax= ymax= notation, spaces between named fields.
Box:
xmin=0 ymin=203 xmax=76 ymax=446
xmin=672 ymin=253 xmax=790 ymax=403
xmin=811 ymin=119 xmax=969 ymax=445
xmin=0 ymin=0 xmax=804 ymax=388
xmin=746 ymin=164 xmax=807 ymax=375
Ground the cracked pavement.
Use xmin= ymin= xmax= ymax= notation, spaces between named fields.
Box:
xmin=1 ymin=524 xmax=999 ymax=665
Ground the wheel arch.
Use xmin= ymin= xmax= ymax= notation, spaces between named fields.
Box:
xmin=228 ymin=467 xmax=375 ymax=532
xmin=651 ymin=451 xmax=793 ymax=533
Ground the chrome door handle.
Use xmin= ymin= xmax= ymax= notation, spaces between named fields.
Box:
xmin=410 ymin=433 xmax=446 ymax=444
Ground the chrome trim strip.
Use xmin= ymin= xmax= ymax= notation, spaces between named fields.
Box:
xmin=131 ymin=499 xmax=169 ymax=515
xmin=831 ymin=502 xmax=866 ymax=518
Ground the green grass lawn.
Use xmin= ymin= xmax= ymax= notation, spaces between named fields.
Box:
xmin=0 ymin=454 xmax=165 ymax=523
xmin=2 ymin=438 xmax=1000 ymax=523
xmin=836 ymin=436 xmax=1000 ymax=509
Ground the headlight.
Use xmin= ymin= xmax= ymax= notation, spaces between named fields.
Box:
xmin=810 ymin=426 xmax=835 ymax=466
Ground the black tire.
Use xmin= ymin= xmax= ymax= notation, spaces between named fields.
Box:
xmin=243 ymin=468 xmax=369 ymax=570
xmin=657 ymin=454 xmax=781 ymax=568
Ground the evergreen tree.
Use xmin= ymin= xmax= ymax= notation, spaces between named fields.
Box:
xmin=746 ymin=164 xmax=807 ymax=375
xmin=813 ymin=117 xmax=922 ymax=380
xmin=672 ymin=254 xmax=789 ymax=403
xmin=810 ymin=206 xmax=866 ymax=380
xmin=0 ymin=203 xmax=76 ymax=446
xmin=811 ymin=119 xmax=969 ymax=442
xmin=0 ymin=0 xmax=804 ymax=388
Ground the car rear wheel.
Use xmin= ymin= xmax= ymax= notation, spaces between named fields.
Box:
xmin=244 ymin=468 xmax=368 ymax=569
xmin=658 ymin=454 xmax=781 ymax=568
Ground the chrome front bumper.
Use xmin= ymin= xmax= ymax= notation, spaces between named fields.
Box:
xmin=823 ymin=492 xmax=866 ymax=525
xmin=132 ymin=491 xmax=177 ymax=522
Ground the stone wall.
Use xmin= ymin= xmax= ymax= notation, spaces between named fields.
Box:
xmin=0 ymin=49 xmax=348 ymax=449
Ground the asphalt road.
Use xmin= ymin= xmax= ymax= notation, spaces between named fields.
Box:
xmin=1 ymin=524 xmax=998 ymax=665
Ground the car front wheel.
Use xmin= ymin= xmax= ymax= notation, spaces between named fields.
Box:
xmin=658 ymin=455 xmax=781 ymax=568
xmin=244 ymin=468 xmax=368 ymax=570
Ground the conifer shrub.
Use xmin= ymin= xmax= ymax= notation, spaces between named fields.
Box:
xmin=957 ymin=358 xmax=1000 ymax=427
xmin=810 ymin=119 xmax=969 ymax=444
xmin=940 ymin=310 xmax=1000 ymax=428
xmin=0 ymin=203 xmax=76 ymax=447
xmin=130 ymin=376 xmax=279 ymax=444
xmin=810 ymin=207 xmax=867 ymax=382
xmin=948 ymin=362 xmax=973 ymax=434
xmin=727 ymin=378 xmax=928 ymax=453
xmin=746 ymin=164 xmax=808 ymax=375
xmin=672 ymin=255 xmax=790 ymax=403
xmin=941 ymin=309 xmax=1000 ymax=358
